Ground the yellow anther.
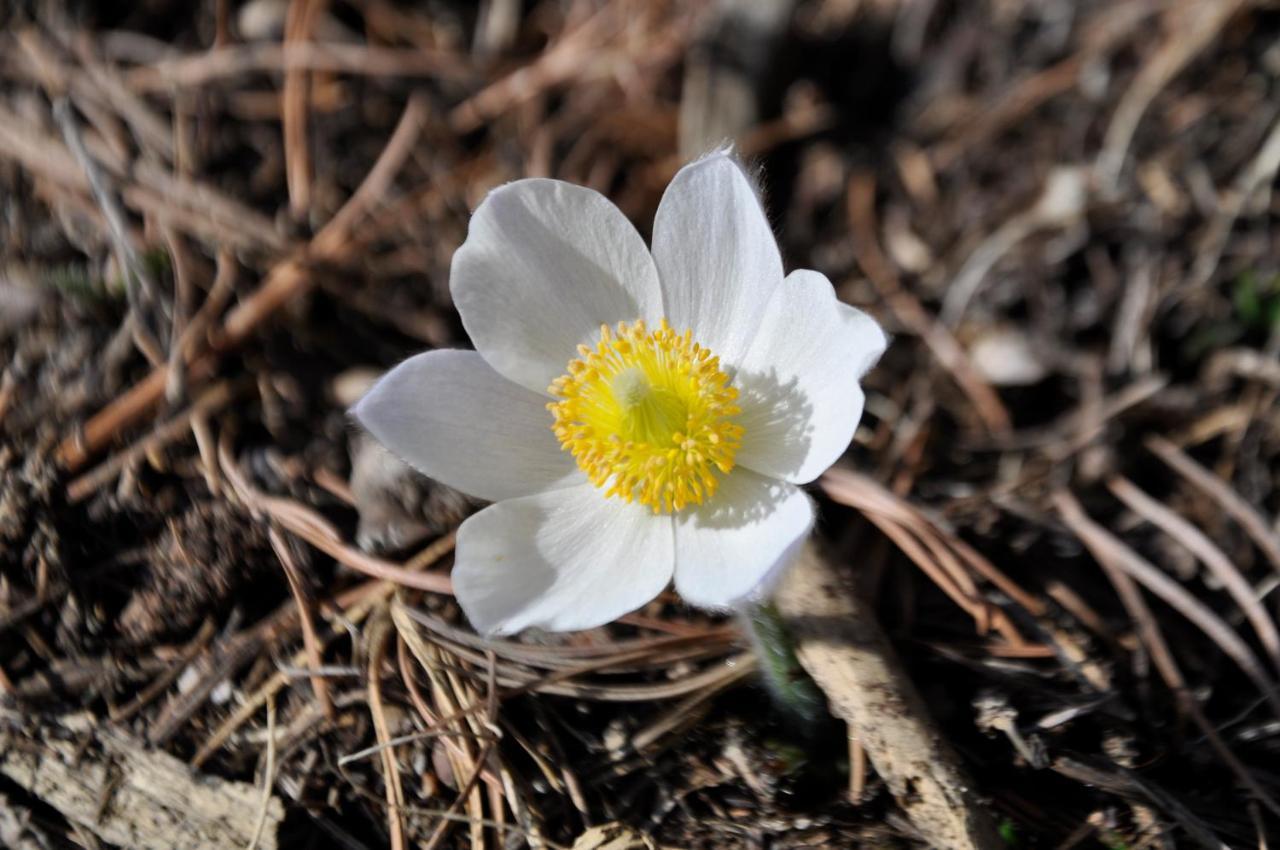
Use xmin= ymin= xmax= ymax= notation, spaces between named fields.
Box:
xmin=548 ymin=319 xmax=743 ymax=513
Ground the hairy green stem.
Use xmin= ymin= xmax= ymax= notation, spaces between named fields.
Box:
xmin=741 ymin=600 xmax=827 ymax=729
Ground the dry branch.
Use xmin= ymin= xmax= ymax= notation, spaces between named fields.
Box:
xmin=774 ymin=543 xmax=1002 ymax=850
xmin=0 ymin=713 xmax=284 ymax=850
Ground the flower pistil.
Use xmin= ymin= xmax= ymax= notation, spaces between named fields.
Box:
xmin=548 ymin=319 xmax=743 ymax=513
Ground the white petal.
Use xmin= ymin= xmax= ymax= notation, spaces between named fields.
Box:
xmin=451 ymin=178 xmax=663 ymax=394
xmin=838 ymin=300 xmax=889 ymax=379
xmin=673 ymin=470 xmax=814 ymax=608
xmin=453 ymin=485 xmax=674 ymax=635
xmin=353 ymin=350 xmax=578 ymax=502
xmin=651 ymin=152 xmax=784 ymax=370
xmin=733 ymin=270 xmax=887 ymax=484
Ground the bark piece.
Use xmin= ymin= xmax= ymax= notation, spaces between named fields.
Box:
xmin=0 ymin=713 xmax=282 ymax=850
xmin=774 ymin=544 xmax=1001 ymax=850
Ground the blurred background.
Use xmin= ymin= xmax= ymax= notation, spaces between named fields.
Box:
xmin=1 ymin=0 xmax=1279 ymax=847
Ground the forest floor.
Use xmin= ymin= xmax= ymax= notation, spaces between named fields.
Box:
xmin=2 ymin=1 xmax=1279 ymax=848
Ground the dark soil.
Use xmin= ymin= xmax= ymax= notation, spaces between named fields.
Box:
xmin=2 ymin=1 xmax=1279 ymax=848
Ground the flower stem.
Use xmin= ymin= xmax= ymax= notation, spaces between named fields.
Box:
xmin=741 ymin=600 xmax=827 ymax=729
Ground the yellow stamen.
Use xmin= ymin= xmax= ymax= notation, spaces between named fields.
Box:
xmin=547 ymin=319 xmax=743 ymax=513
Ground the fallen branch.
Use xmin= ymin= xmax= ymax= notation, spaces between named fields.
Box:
xmin=0 ymin=713 xmax=283 ymax=850
xmin=773 ymin=543 xmax=1002 ymax=850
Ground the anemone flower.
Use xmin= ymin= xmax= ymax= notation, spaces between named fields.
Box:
xmin=355 ymin=152 xmax=885 ymax=635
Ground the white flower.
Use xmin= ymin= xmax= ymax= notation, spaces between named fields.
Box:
xmin=354 ymin=153 xmax=886 ymax=635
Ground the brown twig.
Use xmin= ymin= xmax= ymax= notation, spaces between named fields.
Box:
xmin=282 ymin=0 xmax=324 ymax=220
xmin=175 ymin=247 xmax=237 ymax=365
xmin=820 ymin=468 xmax=1040 ymax=642
xmin=1189 ymin=113 xmax=1280 ymax=290
xmin=159 ymin=226 xmax=194 ymax=403
xmin=189 ymin=564 xmax=452 ymax=768
xmin=1107 ymin=475 xmax=1280 ymax=676
xmin=366 ymin=608 xmax=406 ymax=850
xmin=1095 ymin=0 xmax=1246 ymax=189
xmin=930 ymin=1 xmax=1158 ymax=169
xmin=218 ymin=437 xmax=454 ymax=594
xmin=66 ymin=380 xmax=237 ymax=502
xmin=846 ymin=170 xmax=1012 ymax=434
xmin=1146 ymin=436 xmax=1280 ymax=577
xmin=1055 ymin=489 xmax=1280 ymax=719
xmin=51 ymin=96 xmax=164 ymax=365
xmin=268 ymin=527 xmax=334 ymax=721
xmin=244 ymin=694 xmax=278 ymax=850
xmin=1053 ymin=490 xmax=1280 ymax=818
xmin=109 ymin=619 xmax=217 ymax=723
xmin=126 ymin=42 xmax=473 ymax=92
xmin=56 ymin=93 xmax=428 ymax=471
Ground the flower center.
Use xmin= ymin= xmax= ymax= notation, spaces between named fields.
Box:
xmin=548 ymin=319 xmax=743 ymax=513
